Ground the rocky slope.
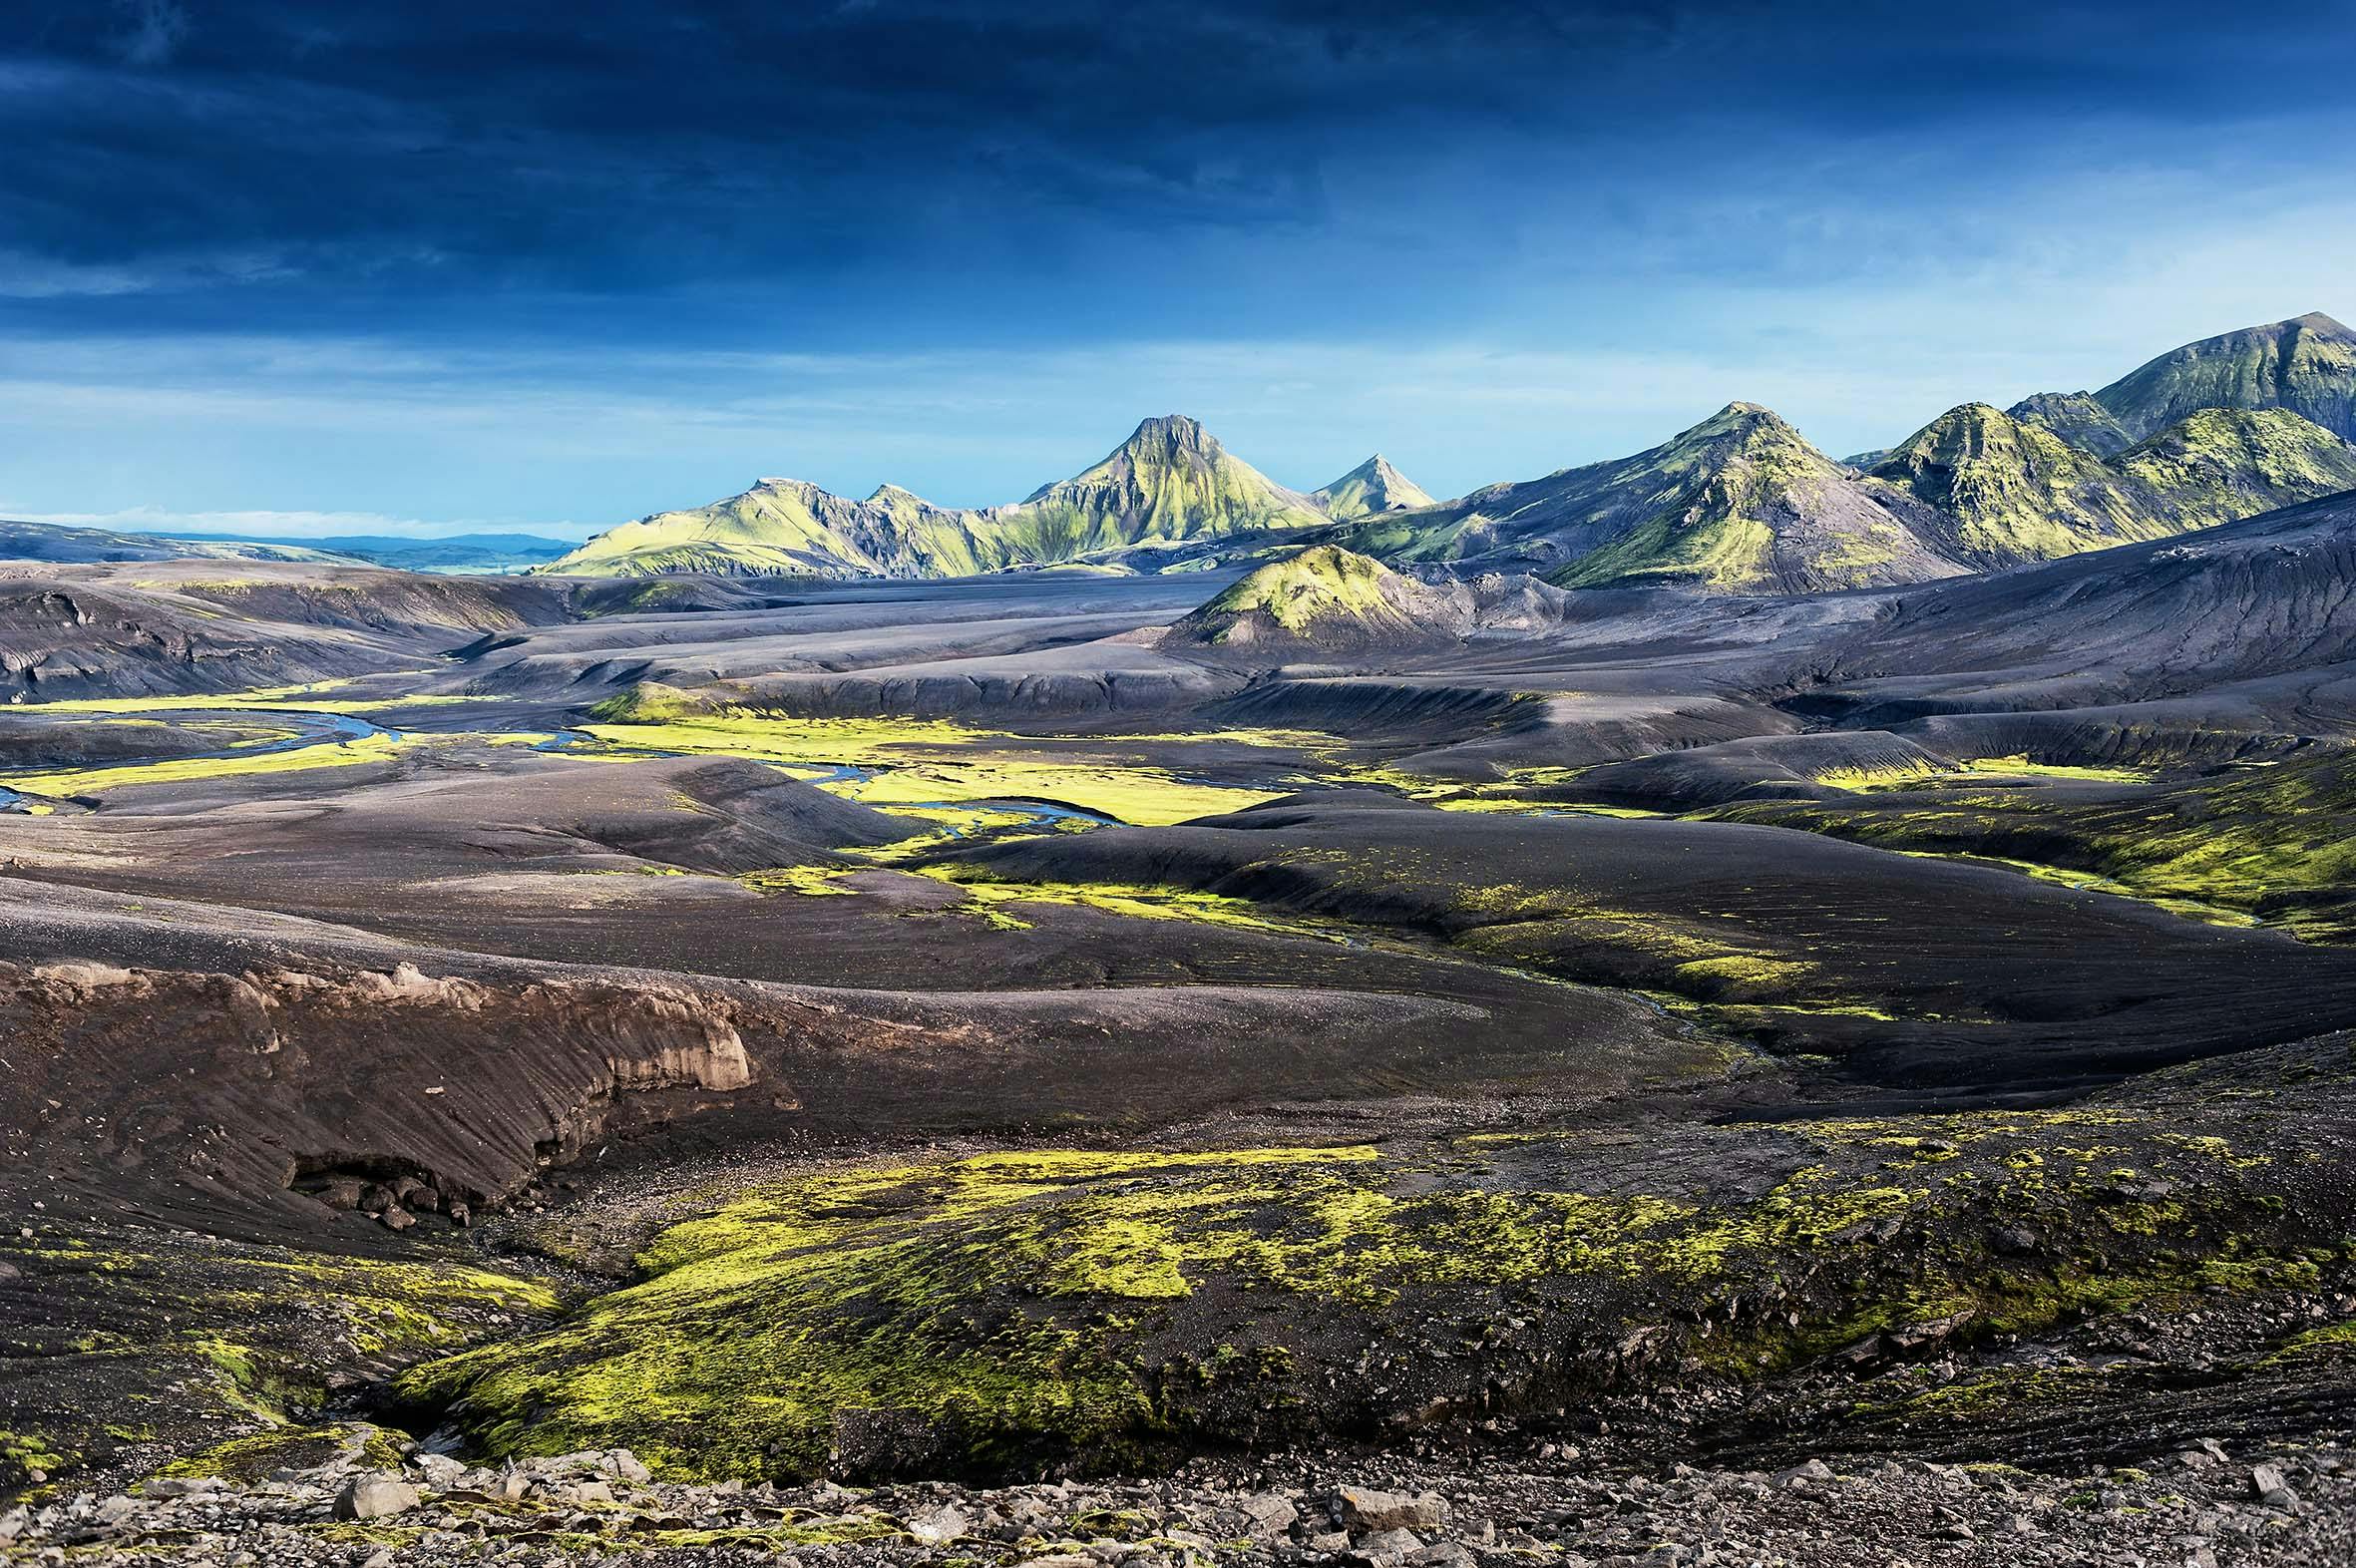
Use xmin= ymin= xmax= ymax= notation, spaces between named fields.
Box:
xmin=2006 ymin=390 xmax=2136 ymax=456
xmin=542 ymin=417 xmax=1327 ymax=580
xmin=1311 ymin=454 xmax=1436 ymax=520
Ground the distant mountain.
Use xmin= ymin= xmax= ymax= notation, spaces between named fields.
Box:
xmin=165 ymin=531 xmax=575 ymax=573
xmin=2088 ymin=312 xmax=2356 ymax=443
xmin=541 ymin=478 xmax=992 ymax=579
xmin=1311 ymin=454 xmax=1436 ymax=520
xmin=2004 ymin=391 xmax=2135 ymax=457
xmin=0 ymin=520 xmax=362 ymax=567
xmin=1868 ymin=403 xmax=2356 ymax=567
xmin=542 ymin=415 xmax=1328 ymax=580
xmin=1332 ymin=403 xmax=1967 ymax=594
xmin=1164 ymin=545 xmax=1467 ymax=649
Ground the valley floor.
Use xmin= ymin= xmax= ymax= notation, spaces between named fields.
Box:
xmin=5 ymin=545 xmax=2356 ymax=1564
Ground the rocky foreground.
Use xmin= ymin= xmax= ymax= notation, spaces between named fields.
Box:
xmin=5 ymin=1428 xmax=2347 ymax=1568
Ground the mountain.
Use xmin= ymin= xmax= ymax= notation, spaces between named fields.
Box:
xmin=1163 ymin=545 xmax=1468 ymax=648
xmin=1311 ymin=454 xmax=1436 ymax=520
xmin=992 ymin=414 xmax=1327 ymax=566
xmin=165 ymin=531 xmax=575 ymax=573
xmin=0 ymin=520 xmax=362 ymax=567
xmin=542 ymin=415 xmax=1328 ymax=580
xmin=2005 ymin=391 xmax=2136 ymax=457
xmin=1334 ymin=403 xmax=1968 ymax=594
xmin=1868 ymin=403 xmax=2356 ymax=567
xmin=2089 ymin=312 xmax=2356 ymax=442
xmin=2114 ymin=407 xmax=2356 ymax=526
xmin=1867 ymin=404 xmax=2159 ymax=562
xmin=541 ymin=477 xmax=993 ymax=580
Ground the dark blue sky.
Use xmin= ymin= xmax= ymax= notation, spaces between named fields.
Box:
xmin=5 ymin=0 xmax=2354 ymax=537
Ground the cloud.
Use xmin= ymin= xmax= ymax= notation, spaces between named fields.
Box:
xmin=112 ymin=0 xmax=190 ymax=66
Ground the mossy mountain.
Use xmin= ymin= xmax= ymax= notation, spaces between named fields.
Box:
xmin=545 ymin=313 xmax=2356 ymax=592
xmin=2090 ymin=311 xmax=2356 ymax=444
xmin=1327 ymin=398 xmax=2356 ymax=594
xmin=1165 ymin=545 xmax=1468 ymax=649
xmin=1867 ymin=403 xmax=2356 ymax=569
xmin=2005 ymin=313 xmax=2356 ymax=455
xmin=1327 ymin=403 xmax=1967 ymax=594
xmin=542 ymin=416 xmax=1329 ymax=581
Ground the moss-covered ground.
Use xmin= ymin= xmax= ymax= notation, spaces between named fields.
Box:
xmin=575 ymin=709 xmax=1309 ymax=826
xmin=400 ymin=1047 xmax=2349 ymax=1482
xmin=1711 ymin=749 xmax=2356 ymax=942
xmin=0 ymin=1224 xmax=560 ymax=1497
xmin=2 ymin=729 xmax=417 ymax=797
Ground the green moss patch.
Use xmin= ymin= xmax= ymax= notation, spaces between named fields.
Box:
xmin=401 ymin=1096 xmax=2335 ymax=1483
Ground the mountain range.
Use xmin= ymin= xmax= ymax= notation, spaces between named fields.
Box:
xmin=542 ymin=416 xmax=1347 ymax=581
xmin=11 ymin=313 xmax=2352 ymax=596
xmin=0 ymin=526 xmax=576 ymax=574
xmin=0 ymin=520 xmax=361 ymax=567
xmin=533 ymin=311 xmax=2356 ymax=595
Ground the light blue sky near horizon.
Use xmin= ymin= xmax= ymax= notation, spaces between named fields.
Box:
xmin=4 ymin=1 xmax=2353 ymax=541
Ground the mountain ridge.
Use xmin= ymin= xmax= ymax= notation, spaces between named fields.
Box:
xmin=541 ymin=310 xmax=2356 ymax=591
xmin=541 ymin=415 xmax=1327 ymax=581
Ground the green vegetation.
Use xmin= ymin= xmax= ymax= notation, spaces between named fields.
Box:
xmin=1712 ymin=750 xmax=2356 ymax=942
xmin=578 ymin=709 xmax=1289 ymax=826
xmin=1823 ymin=755 xmax=2150 ymax=793
xmin=5 ymin=1229 xmax=559 ymax=1492
xmin=903 ymin=864 xmax=1340 ymax=938
xmin=19 ymin=676 xmax=470 ymax=715
xmin=159 ymin=1423 xmax=408 ymax=1484
xmin=1868 ymin=403 xmax=2163 ymax=562
xmin=3 ymin=730 xmax=414 ymax=797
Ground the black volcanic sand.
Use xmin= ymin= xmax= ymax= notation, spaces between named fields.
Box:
xmin=941 ymin=794 xmax=2356 ymax=1087
xmin=5 ymin=501 xmax=2356 ymax=1543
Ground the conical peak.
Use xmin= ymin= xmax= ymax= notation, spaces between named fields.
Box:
xmin=1123 ymin=414 xmax=1219 ymax=457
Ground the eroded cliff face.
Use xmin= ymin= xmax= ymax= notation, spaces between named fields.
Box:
xmin=0 ymin=959 xmax=763 ymax=1228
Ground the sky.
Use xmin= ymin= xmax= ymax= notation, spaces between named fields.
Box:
xmin=4 ymin=0 xmax=2355 ymax=541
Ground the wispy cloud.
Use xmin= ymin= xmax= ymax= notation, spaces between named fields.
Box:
xmin=112 ymin=0 xmax=191 ymax=68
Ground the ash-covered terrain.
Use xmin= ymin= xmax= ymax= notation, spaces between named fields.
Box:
xmin=7 ymin=327 xmax=2356 ymax=1568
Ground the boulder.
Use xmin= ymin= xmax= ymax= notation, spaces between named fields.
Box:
xmin=1358 ymin=1525 xmax=1425 ymax=1560
xmin=1237 ymin=1493 xmax=1300 ymax=1536
xmin=903 ymin=1502 xmax=969 ymax=1543
xmin=1336 ymin=1486 xmax=1446 ymax=1533
xmin=333 ymin=1475 xmax=421 ymax=1520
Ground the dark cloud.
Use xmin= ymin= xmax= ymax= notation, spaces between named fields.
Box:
xmin=0 ymin=0 xmax=2348 ymax=339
